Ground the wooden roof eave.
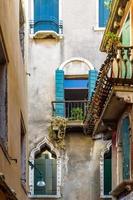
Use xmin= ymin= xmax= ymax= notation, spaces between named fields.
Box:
xmin=100 ymin=0 xmax=131 ymax=52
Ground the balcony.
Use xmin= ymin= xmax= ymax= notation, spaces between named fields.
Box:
xmin=52 ymin=100 xmax=88 ymax=128
xmin=84 ymin=46 xmax=133 ymax=135
xmin=29 ymin=20 xmax=63 ymax=39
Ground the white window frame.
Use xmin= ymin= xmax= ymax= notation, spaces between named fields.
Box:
xmin=29 ymin=137 xmax=61 ymax=198
xmin=100 ymin=141 xmax=112 ymax=199
xmin=29 ymin=0 xmax=63 ymax=38
xmin=93 ymin=0 xmax=105 ymax=31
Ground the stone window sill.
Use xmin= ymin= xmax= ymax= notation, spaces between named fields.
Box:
xmin=29 ymin=194 xmax=61 ymax=199
xmin=93 ymin=26 xmax=105 ymax=31
xmin=30 ymin=31 xmax=63 ymax=40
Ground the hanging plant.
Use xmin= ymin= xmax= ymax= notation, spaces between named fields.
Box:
xmin=48 ymin=116 xmax=67 ymax=150
xmin=105 ymin=31 xmax=120 ymax=52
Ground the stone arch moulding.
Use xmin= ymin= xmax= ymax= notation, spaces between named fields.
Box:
xmin=100 ymin=141 xmax=112 ymax=198
xmin=29 ymin=137 xmax=61 ymax=198
xmin=58 ymin=57 xmax=95 ymax=70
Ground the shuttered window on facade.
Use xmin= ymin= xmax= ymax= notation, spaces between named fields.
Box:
xmin=104 ymin=148 xmax=112 ymax=195
xmin=99 ymin=0 xmax=110 ymax=27
xmin=34 ymin=0 xmax=59 ymax=33
xmin=34 ymin=153 xmax=57 ymax=195
xmin=55 ymin=69 xmax=65 ymax=117
xmin=88 ymin=70 xmax=98 ymax=100
xmin=121 ymin=117 xmax=130 ymax=180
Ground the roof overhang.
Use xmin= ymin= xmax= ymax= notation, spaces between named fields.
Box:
xmin=93 ymin=86 xmax=133 ymax=136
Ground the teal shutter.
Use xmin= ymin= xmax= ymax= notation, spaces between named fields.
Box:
xmin=121 ymin=117 xmax=130 ymax=180
xmin=104 ymin=158 xmax=112 ymax=195
xmin=99 ymin=0 xmax=109 ymax=27
xmin=88 ymin=70 xmax=98 ymax=100
xmin=34 ymin=0 xmax=59 ymax=33
xmin=104 ymin=148 xmax=112 ymax=195
xmin=55 ymin=69 xmax=65 ymax=117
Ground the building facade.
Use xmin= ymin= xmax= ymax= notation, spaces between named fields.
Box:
xmin=27 ymin=0 xmax=110 ymax=199
xmin=85 ymin=0 xmax=133 ymax=199
xmin=0 ymin=0 xmax=28 ymax=200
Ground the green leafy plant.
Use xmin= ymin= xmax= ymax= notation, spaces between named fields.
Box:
xmin=49 ymin=116 xmax=67 ymax=149
xmin=105 ymin=31 xmax=120 ymax=52
xmin=71 ymin=107 xmax=83 ymax=120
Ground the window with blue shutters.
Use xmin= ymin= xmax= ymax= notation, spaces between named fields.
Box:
xmin=88 ymin=70 xmax=98 ymax=100
xmin=99 ymin=0 xmax=110 ymax=27
xmin=34 ymin=0 xmax=59 ymax=33
xmin=55 ymin=69 xmax=65 ymax=117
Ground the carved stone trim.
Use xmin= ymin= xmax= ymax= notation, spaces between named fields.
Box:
xmin=29 ymin=137 xmax=61 ymax=197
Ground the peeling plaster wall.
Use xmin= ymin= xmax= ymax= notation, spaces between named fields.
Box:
xmin=61 ymin=133 xmax=106 ymax=200
xmin=28 ymin=0 xmax=107 ymax=199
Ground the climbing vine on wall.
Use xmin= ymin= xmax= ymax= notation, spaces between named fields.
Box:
xmin=49 ymin=116 xmax=67 ymax=150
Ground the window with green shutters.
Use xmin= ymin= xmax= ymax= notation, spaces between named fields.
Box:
xmin=34 ymin=150 xmax=57 ymax=195
xmin=103 ymin=148 xmax=112 ymax=196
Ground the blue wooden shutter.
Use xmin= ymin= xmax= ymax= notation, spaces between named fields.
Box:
xmin=99 ymin=0 xmax=109 ymax=27
xmin=88 ymin=70 xmax=98 ymax=100
xmin=34 ymin=0 xmax=59 ymax=33
xmin=121 ymin=117 xmax=130 ymax=180
xmin=55 ymin=69 xmax=64 ymax=117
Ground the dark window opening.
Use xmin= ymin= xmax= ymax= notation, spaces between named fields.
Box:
xmin=64 ymin=77 xmax=88 ymax=120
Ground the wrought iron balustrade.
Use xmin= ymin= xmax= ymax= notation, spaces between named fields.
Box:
xmin=52 ymin=100 xmax=88 ymax=120
xmin=29 ymin=20 xmax=63 ymax=34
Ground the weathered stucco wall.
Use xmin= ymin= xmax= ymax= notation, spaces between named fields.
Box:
xmin=62 ymin=133 xmax=106 ymax=200
xmin=28 ymin=0 xmax=107 ymax=199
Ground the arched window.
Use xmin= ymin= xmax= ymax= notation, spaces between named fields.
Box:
xmin=29 ymin=137 xmax=61 ymax=198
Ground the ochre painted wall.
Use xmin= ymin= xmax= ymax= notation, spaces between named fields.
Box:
xmin=0 ymin=1 xmax=28 ymax=200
